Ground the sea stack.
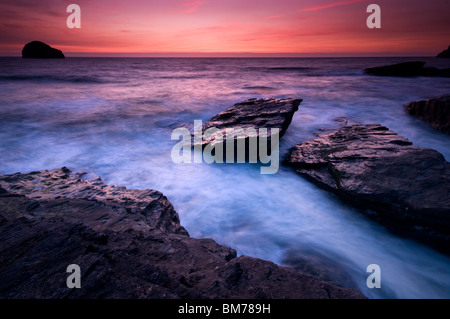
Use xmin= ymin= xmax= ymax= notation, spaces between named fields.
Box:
xmin=22 ymin=41 xmax=65 ymax=59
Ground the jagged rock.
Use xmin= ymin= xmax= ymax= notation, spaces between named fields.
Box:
xmin=364 ymin=61 xmax=450 ymax=77
xmin=22 ymin=41 xmax=65 ymax=59
xmin=0 ymin=167 xmax=364 ymax=299
xmin=405 ymin=94 xmax=450 ymax=133
xmin=436 ymin=45 xmax=450 ymax=58
xmin=285 ymin=124 xmax=450 ymax=254
xmin=197 ymin=98 xmax=301 ymax=159
xmin=201 ymin=98 xmax=302 ymax=138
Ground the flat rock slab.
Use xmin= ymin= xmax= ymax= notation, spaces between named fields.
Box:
xmin=0 ymin=167 xmax=363 ymax=299
xmin=285 ymin=124 xmax=450 ymax=254
xmin=199 ymin=98 xmax=302 ymax=146
xmin=405 ymin=94 xmax=450 ymax=133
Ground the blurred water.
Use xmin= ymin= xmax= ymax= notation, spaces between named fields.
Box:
xmin=1 ymin=57 xmax=449 ymax=298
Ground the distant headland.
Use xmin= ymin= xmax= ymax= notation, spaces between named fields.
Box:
xmin=436 ymin=45 xmax=450 ymax=58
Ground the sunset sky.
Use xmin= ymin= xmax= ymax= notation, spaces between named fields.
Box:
xmin=0 ymin=0 xmax=449 ymax=56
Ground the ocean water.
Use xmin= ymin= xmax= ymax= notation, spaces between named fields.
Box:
xmin=0 ymin=57 xmax=449 ymax=298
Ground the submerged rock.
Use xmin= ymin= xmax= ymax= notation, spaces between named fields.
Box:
xmin=364 ymin=61 xmax=450 ymax=77
xmin=285 ymin=124 xmax=450 ymax=254
xmin=22 ymin=41 xmax=65 ymax=59
xmin=405 ymin=94 xmax=450 ymax=134
xmin=436 ymin=45 xmax=450 ymax=58
xmin=0 ymin=167 xmax=364 ymax=298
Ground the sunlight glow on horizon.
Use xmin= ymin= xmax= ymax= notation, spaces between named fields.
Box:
xmin=0 ymin=0 xmax=449 ymax=57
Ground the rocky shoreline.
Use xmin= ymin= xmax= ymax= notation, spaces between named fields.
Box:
xmin=1 ymin=94 xmax=449 ymax=299
xmin=0 ymin=167 xmax=364 ymax=299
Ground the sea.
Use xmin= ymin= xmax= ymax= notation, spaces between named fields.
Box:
xmin=1 ymin=56 xmax=449 ymax=298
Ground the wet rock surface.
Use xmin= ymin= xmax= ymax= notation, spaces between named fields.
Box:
xmin=285 ymin=124 xmax=450 ymax=254
xmin=201 ymin=98 xmax=302 ymax=136
xmin=0 ymin=167 xmax=364 ymax=299
xmin=405 ymin=94 xmax=450 ymax=133
xmin=198 ymin=98 xmax=301 ymax=149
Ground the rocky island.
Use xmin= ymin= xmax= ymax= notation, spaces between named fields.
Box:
xmin=22 ymin=41 xmax=65 ymax=59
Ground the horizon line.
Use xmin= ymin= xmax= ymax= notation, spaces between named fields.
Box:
xmin=0 ymin=52 xmax=437 ymax=58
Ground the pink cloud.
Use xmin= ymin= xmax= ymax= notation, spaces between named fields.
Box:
xmin=263 ymin=14 xmax=285 ymax=20
xmin=299 ymin=0 xmax=365 ymax=12
xmin=0 ymin=0 xmax=448 ymax=56
xmin=180 ymin=0 xmax=204 ymax=14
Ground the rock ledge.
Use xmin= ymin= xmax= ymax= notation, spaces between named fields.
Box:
xmin=285 ymin=124 xmax=450 ymax=254
xmin=0 ymin=167 xmax=364 ymax=299
xmin=405 ymin=94 xmax=450 ymax=133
